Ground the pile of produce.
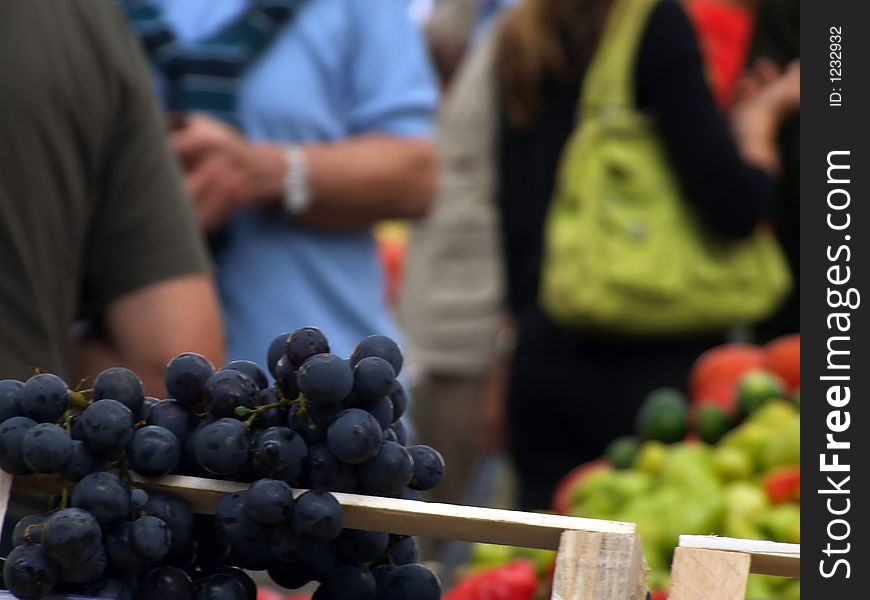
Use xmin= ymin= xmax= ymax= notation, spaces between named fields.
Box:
xmin=557 ymin=334 xmax=801 ymax=599
xmin=0 ymin=329 xmax=444 ymax=600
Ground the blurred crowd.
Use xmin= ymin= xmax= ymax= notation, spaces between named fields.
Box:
xmin=0 ymin=0 xmax=797 ymax=527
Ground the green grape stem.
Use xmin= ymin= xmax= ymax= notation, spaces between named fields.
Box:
xmin=67 ymin=390 xmax=90 ymax=411
xmin=240 ymin=396 xmax=295 ymax=428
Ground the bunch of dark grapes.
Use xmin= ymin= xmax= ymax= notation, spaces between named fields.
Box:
xmin=0 ymin=328 xmax=445 ymax=599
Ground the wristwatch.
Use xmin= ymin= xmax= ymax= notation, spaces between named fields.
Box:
xmin=282 ymin=145 xmax=312 ymax=215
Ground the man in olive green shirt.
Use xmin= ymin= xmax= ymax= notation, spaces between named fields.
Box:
xmin=0 ymin=1 xmax=224 ymax=393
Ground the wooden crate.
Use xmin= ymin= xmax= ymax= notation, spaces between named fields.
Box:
xmin=2 ymin=473 xmax=800 ymax=599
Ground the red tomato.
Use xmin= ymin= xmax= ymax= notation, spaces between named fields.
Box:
xmin=764 ymin=467 xmax=800 ymax=504
xmin=444 ymin=560 xmax=538 ymax=600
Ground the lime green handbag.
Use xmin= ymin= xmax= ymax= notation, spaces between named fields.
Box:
xmin=539 ymin=0 xmax=792 ymax=335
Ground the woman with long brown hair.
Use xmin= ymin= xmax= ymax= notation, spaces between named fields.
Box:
xmin=491 ymin=0 xmax=798 ymax=509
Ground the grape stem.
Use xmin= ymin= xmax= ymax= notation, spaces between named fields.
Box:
xmin=67 ymin=390 xmax=90 ymax=411
xmin=23 ymin=523 xmax=44 ymax=543
xmin=236 ymin=395 xmax=296 ymax=427
xmin=59 ymin=409 xmax=75 ymax=432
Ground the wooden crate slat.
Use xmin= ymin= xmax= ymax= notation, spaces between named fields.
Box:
xmin=12 ymin=473 xmax=635 ymax=550
xmin=679 ymin=535 xmax=800 ymax=578
xmin=669 ymin=547 xmax=750 ymax=600
xmin=552 ymin=530 xmax=648 ymax=600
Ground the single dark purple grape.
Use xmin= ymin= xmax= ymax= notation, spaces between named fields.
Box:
xmin=291 ymin=491 xmax=343 ymax=544
xmin=166 ymin=352 xmax=215 ymax=406
xmin=139 ymin=566 xmax=194 ymax=600
xmin=244 ymin=479 xmax=294 ymax=524
xmin=194 ymin=418 xmax=250 ymax=475
xmin=131 ymin=515 xmax=172 ymax=561
xmin=352 ymin=357 xmax=396 ymax=404
xmin=314 ymin=565 xmax=377 ymax=600
xmin=12 ymin=515 xmax=44 ymax=546
xmin=71 ymin=471 xmax=131 ymax=526
xmin=380 ymin=563 xmax=440 ymax=600
xmin=131 ymin=488 xmax=150 ymax=511
xmin=128 ymin=425 xmax=181 ymax=478
xmin=21 ymin=422 xmax=72 ymax=473
xmin=357 ymin=441 xmax=414 ymax=497
xmin=212 ymin=567 xmax=256 ymax=600
xmin=407 ymin=445 xmax=446 ymax=491
xmin=336 ymin=528 xmax=389 ymax=564
xmin=0 ymin=416 xmax=38 ymax=475
xmin=267 ymin=331 xmax=292 ymax=378
xmin=58 ymin=543 xmax=106 ymax=584
xmin=78 ymin=398 xmax=134 ymax=453
xmin=363 ymin=395 xmax=394 ymax=429
xmin=307 ymin=443 xmax=357 ymax=492
xmin=327 ymin=409 xmax=382 ymax=465
xmin=86 ymin=578 xmax=134 ymax=600
xmin=388 ymin=382 xmax=408 ymax=422
xmin=349 ymin=335 xmax=403 ymax=376
xmin=195 ymin=572 xmax=248 ymax=600
xmin=297 ymin=354 xmax=353 ymax=407
xmin=223 ymin=360 xmax=269 ymax=392
xmin=205 ymin=369 xmax=257 ymax=419
xmin=15 ymin=373 xmax=69 ymax=423
xmin=105 ymin=522 xmax=151 ymax=574
xmin=387 ymin=536 xmax=418 ymax=565
xmin=147 ymin=399 xmax=191 ymax=444
xmin=274 ymin=356 xmax=300 ymax=400
xmin=60 ymin=439 xmax=105 ymax=481
xmin=286 ymin=327 xmax=330 ymax=368
xmin=93 ymin=366 xmax=145 ymax=419
xmin=145 ymin=494 xmax=194 ymax=549
xmin=251 ymin=426 xmax=307 ymax=482
xmin=3 ymin=543 xmax=57 ymax=599
xmin=41 ymin=507 xmax=102 ymax=568
xmin=0 ymin=379 xmax=23 ymax=422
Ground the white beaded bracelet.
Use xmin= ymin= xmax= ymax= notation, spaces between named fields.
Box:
xmin=282 ymin=145 xmax=312 ymax=215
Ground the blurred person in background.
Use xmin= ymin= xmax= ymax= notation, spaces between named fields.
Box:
xmin=491 ymin=0 xmax=799 ymax=509
xmin=0 ymin=0 xmax=224 ymax=396
xmin=744 ymin=0 xmax=800 ymax=341
xmin=402 ymin=21 xmax=505 ymax=511
xmin=121 ymin=0 xmax=438 ymax=368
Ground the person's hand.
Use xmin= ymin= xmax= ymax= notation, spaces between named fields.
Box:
xmin=733 ymin=57 xmax=781 ymax=105
xmin=731 ymin=60 xmax=800 ymax=173
xmin=170 ymin=113 xmax=285 ymax=233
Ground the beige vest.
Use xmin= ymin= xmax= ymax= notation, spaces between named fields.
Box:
xmin=399 ymin=28 xmax=505 ymax=376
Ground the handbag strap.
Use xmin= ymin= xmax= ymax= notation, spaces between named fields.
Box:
xmin=580 ymin=0 xmax=662 ymax=110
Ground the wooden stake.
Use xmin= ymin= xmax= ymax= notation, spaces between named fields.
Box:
xmin=669 ymin=547 xmax=750 ymax=600
xmin=679 ymin=535 xmax=800 ymax=578
xmin=13 ymin=473 xmax=634 ymax=550
xmin=552 ymin=529 xmax=648 ymax=600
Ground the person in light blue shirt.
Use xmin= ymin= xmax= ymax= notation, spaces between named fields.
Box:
xmin=127 ymin=0 xmax=438 ymax=370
